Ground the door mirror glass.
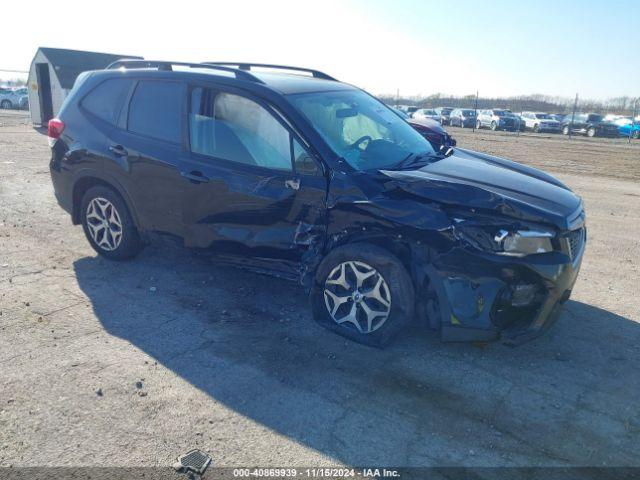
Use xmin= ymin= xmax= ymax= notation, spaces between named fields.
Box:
xmin=293 ymin=138 xmax=319 ymax=175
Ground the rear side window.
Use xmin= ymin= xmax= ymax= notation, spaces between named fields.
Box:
xmin=81 ymin=78 xmax=132 ymax=125
xmin=128 ymin=81 xmax=182 ymax=143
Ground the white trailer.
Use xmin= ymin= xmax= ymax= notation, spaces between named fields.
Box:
xmin=27 ymin=47 xmax=142 ymax=126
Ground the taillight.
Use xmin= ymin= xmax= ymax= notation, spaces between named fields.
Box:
xmin=47 ymin=118 xmax=65 ymax=146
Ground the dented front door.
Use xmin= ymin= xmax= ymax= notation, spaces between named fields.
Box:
xmin=179 ymin=84 xmax=326 ymax=266
xmin=180 ymin=156 xmax=326 ymax=263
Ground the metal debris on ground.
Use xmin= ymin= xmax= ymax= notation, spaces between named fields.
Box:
xmin=173 ymin=449 xmax=212 ymax=478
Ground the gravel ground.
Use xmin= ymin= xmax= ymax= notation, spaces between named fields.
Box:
xmin=1 ymin=110 xmax=639 ymax=469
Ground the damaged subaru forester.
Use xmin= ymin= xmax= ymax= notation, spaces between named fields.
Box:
xmin=48 ymin=61 xmax=586 ymax=347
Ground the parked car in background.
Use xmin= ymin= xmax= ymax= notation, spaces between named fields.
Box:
xmin=449 ymin=108 xmax=476 ymax=128
xmin=604 ymin=114 xmax=624 ymax=123
xmin=393 ymin=105 xmax=419 ymax=116
xmin=390 ymin=106 xmax=410 ymax=119
xmin=476 ymin=109 xmax=519 ymax=131
xmin=0 ymin=87 xmax=24 ymax=109
xmin=612 ymin=116 xmax=633 ymax=126
xmin=411 ymin=108 xmax=439 ymax=121
xmin=618 ymin=121 xmax=640 ymax=139
xmin=561 ymin=113 xmax=619 ymax=137
xmin=435 ymin=107 xmax=454 ymax=125
xmin=407 ymin=117 xmax=456 ymax=150
xmin=521 ymin=112 xmax=562 ymax=133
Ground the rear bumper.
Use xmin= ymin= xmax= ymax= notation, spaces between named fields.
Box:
xmin=424 ymin=237 xmax=585 ymax=345
xmin=50 ymin=153 xmax=74 ymax=217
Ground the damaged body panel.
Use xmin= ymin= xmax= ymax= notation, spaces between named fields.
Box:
xmin=49 ymin=61 xmax=586 ymax=346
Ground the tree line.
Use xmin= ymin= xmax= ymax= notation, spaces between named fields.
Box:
xmin=379 ymin=93 xmax=640 ymax=115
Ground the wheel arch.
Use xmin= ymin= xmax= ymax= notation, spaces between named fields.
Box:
xmin=71 ymin=173 xmax=142 ymax=231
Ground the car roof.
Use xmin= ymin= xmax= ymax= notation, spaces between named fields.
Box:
xmin=250 ymin=71 xmax=357 ymax=94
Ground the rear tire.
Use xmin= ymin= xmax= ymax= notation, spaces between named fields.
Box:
xmin=310 ymin=243 xmax=415 ymax=348
xmin=562 ymin=125 xmax=570 ymax=135
xmin=633 ymin=130 xmax=640 ymax=139
xmin=533 ymin=124 xmax=540 ymax=133
xmin=0 ymin=100 xmax=12 ymax=109
xmin=491 ymin=121 xmax=497 ymax=131
xmin=80 ymin=185 xmax=143 ymax=261
xmin=476 ymin=120 xmax=481 ymax=129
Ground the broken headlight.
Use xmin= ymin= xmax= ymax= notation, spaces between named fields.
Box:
xmin=453 ymin=219 xmax=555 ymax=257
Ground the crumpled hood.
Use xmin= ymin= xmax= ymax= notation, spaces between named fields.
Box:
xmin=380 ymin=148 xmax=582 ymax=229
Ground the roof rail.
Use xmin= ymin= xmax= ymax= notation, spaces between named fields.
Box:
xmin=104 ymin=59 xmax=264 ymax=84
xmin=202 ymin=62 xmax=337 ymax=81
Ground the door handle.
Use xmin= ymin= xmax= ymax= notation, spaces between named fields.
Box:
xmin=181 ymin=171 xmax=210 ymax=184
xmin=108 ymin=144 xmax=128 ymax=157
xmin=285 ymin=178 xmax=300 ymax=191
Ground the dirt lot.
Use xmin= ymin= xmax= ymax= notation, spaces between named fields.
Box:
xmin=1 ymin=110 xmax=639 ymax=469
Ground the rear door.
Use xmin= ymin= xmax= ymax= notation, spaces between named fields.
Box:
xmin=179 ymin=84 xmax=327 ymax=270
xmin=107 ymin=79 xmax=186 ymax=236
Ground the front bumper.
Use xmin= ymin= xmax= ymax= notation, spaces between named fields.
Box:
xmin=424 ymin=229 xmax=585 ymax=345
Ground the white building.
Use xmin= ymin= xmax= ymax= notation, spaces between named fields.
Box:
xmin=27 ymin=47 xmax=142 ymax=125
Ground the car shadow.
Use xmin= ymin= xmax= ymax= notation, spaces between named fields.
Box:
xmin=72 ymin=244 xmax=640 ymax=466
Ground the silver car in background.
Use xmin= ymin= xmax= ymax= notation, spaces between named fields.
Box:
xmin=521 ymin=111 xmax=562 ymax=133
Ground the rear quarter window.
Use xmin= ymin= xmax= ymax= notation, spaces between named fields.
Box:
xmin=128 ymin=80 xmax=182 ymax=144
xmin=81 ymin=78 xmax=133 ymax=125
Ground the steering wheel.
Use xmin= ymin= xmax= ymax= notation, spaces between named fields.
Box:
xmin=348 ymin=135 xmax=372 ymax=150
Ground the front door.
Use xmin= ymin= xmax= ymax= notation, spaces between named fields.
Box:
xmin=179 ymin=85 xmax=327 ymax=273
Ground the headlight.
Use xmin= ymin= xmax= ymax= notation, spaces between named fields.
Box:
xmin=453 ymin=220 xmax=555 ymax=257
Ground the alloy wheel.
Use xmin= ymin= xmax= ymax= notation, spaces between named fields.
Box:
xmin=323 ymin=261 xmax=392 ymax=334
xmin=85 ymin=197 xmax=123 ymax=251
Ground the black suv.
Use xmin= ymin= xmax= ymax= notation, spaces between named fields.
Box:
xmin=561 ymin=113 xmax=619 ymax=137
xmin=49 ymin=60 xmax=586 ymax=347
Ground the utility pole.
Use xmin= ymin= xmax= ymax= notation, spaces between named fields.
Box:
xmin=569 ymin=93 xmax=579 ymax=139
xmin=473 ymin=90 xmax=479 ymax=132
xmin=396 ymin=88 xmax=399 ymax=108
xmin=630 ymin=98 xmax=638 ymax=144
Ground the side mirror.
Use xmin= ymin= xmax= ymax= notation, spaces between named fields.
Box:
xmin=295 ymin=153 xmax=321 ymax=175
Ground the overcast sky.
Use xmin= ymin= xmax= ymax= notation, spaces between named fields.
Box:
xmin=1 ymin=0 xmax=637 ymax=99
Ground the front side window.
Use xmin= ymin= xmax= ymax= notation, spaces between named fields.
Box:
xmin=189 ymin=88 xmax=292 ymax=171
xmin=128 ymin=80 xmax=182 ymax=143
xmin=82 ymin=78 xmax=133 ymax=125
xmin=290 ymin=89 xmax=434 ymax=171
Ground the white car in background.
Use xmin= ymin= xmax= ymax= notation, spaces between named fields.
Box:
xmin=0 ymin=87 xmax=28 ymax=110
xmin=411 ymin=108 xmax=439 ymax=121
xmin=520 ymin=111 xmax=562 ymax=133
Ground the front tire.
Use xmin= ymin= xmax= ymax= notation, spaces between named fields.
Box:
xmin=587 ymin=127 xmax=596 ymax=137
xmin=491 ymin=121 xmax=497 ymax=131
xmin=310 ymin=243 xmax=415 ymax=348
xmin=476 ymin=120 xmax=482 ymax=129
xmin=562 ymin=125 xmax=570 ymax=135
xmin=80 ymin=185 xmax=143 ymax=260
xmin=0 ymin=100 xmax=12 ymax=109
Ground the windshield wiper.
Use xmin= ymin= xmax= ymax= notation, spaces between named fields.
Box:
xmin=394 ymin=151 xmax=438 ymax=170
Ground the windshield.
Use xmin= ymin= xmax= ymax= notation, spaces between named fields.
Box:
xmin=290 ymin=90 xmax=436 ymax=170
xmin=493 ymin=110 xmax=509 ymax=116
xmin=535 ymin=113 xmax=552 ymax=119
xmin=462 ymin=110 xmax=476 ymax=116
xmin=588 ymin=114 xmax=603 ymax=122
xmin=440 ymin=108 xmax=453 ymax=114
